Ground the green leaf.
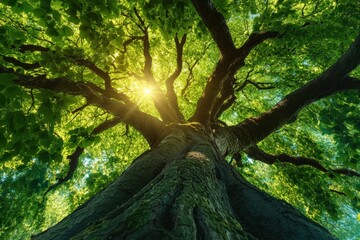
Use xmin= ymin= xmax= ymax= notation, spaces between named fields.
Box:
xmin=12 ymin=111 xmax=26 ymax=131
xmin=69 ymin=15 xmax=80 ymax=24
xmin=5 ymin=0 xmax=17 ymax=7
xmin=0 ymin=133 xmax=7 ymax=146
xmin=62 ymin=26 xmax=74 ymax=37
xmin=79 ymin=24 xmax=90 ymax=39
xmin=79 ymin=138 xmax=93 ymax=148
xmin=25 ymin=142 xmax=38 ymax=156
xmin=68 ymin=134 xmax=79 ymax=148
xmin=52 ymin=10 xmax=61 ymax=21
xmin=1 ymin=151 xmax=14 ymax=161
xmin=51 ymin=0 xmax=63 ymax=10
xmin=0 ymin=73 xmax=17 ymax=86
xmin=38 ymin=150 xmax=51 ymax=162
xmin=33 ymin=8 xmax=47 ymax=18
xmin=4 ymin=86 xmax=22 ymax=98
xmin=46 ymin=26 xmax=59 ymax=37
xmin=344 ymin=157 xmax=358 ymax=169
xmin=50 ymin=152 xmax=63 ymax=162
xmin=29 ymin=179 xmax=40 ymax=189
xmin=38 ymin=101 xmax=54 ymax=120
xmin=343 ymin=187 xmax=355 ymax=199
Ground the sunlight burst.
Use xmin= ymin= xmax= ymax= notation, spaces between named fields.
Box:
xmin=143 ymin=87 xmax=152 ymax=95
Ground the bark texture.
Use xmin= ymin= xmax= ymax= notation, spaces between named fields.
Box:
xmin=33 ymin=126 xmax=336 ymax=240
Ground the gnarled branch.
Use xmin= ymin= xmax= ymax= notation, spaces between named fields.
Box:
xmin=166 ymin=34 xmax=187 ymax=121
xmin=73 ymin=58 xmax=112 ymax=90
xmin=133 ymin=8 xmax=153 ymax=79
xmin=210 ymin=69 xmax=275 ymax=120
xmin=44 ymin=117 xmax=123 ymax=195
xmin=181 ymin=56 xmax=203 ymax=97
xmin=190 ymin=31 xmax=279 ymax=123
xmin=230 ymin=34 xmax=360 ymax=147
xmin=132 ymin=8 xmax=181 ymax=123
xmin=189 ymin=0 xmax=279 ymax=123
xmin=122 ymin=36 xmax=143 ymax=53
xmin=245 ymin=145 xmax=360 ymax=178
xmin=17 ymin=44 xmax=49 ymax=53
xmin=10 ymin=43 xmax=113 ymax=90
xmin=236 ymin=31 xmax=280 ymax=59
xmin=1 ymin=55 xmax=41 ymax=70
xmin=1 ymin=66 xmax=166 ymax=145
xmin=190 ymin=0 xmax=236 ymax=56
xmin=211 ymin=69 xmax=253 ymax=120
xmin=210 ymin=77 xmax=236 ymax=121
xmin=44 ymin=146 xmax=84 ymax=195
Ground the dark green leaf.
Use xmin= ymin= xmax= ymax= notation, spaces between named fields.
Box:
xmin=38 ymin=150 xmax=51 ymax=162
xmin=33 ymin=8 xmax=47 ymax=18
xmin=0 ymin=73 xmax=17 ymax=86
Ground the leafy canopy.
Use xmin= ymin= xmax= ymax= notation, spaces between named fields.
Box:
xmin=0 ymin=0 xmax=359 ymax=239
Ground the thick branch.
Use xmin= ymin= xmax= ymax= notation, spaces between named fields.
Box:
xmin=246 ymin=145 xmax=360 ymax=178
xmin=133 ymin=8 xmax=153 ymax=80
xmin=212 ymin=70 xmax=252 ymax=120
xmin=132 ymin=9 xmax=180 ymax=123
xmin=18 ymin=44 xmax=49 ymax=52
xmin=86 ymin=81 xmax=132 ymax=104
xmin=189 ymin=56 xmax=243 ymax=123
xmin=189 ymin=2 xmax=278 ymax=123
xmin=235 ymin=31 xmax=280 ymax=59
xmin=231 ymin=34 xmax=360 ymax=147
xmin=210 ymin=77 xmax=236 ymax=121
xmin=73 ymin=58 xmax=112 ymax=90
xmin=191 ymin=0 xmax=236 ymax=55
xmin=1 ymin=66 xmax=166 ymax=145
xmin=142 ymin=31 xmax=153 ymax=79
xmin=12 ymin=44 xmax=113 ymax=90
xmin=332 ymin=168 xmax=360 ymax=178
xmin=1 ymin=55 xmax=41 ymax=70
xmin=166 ymin=34 xmax=187 ymax=121
xmin=190 ymin=31 xmax=279 ymax=123
xmin=211 ymin=69 xmax=275 ymax=120
xmin=10 ymin=44 xmax=113 ymax=90
xmin=122 ymin=36 xmax=143 ymax=53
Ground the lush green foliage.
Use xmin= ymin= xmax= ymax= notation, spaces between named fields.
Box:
xmin=0 ymin=0 xmax=359 ymax=239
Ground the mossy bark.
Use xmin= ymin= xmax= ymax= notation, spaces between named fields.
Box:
xmin=33 ymin=126 xmax=337 ymax=240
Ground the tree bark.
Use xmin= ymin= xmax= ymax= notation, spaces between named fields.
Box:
xmin=33 ymin=126 xmax=337 ymax=240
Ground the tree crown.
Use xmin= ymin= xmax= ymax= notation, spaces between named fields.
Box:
xmin=0 ymin=0 xmax=359 ymax=238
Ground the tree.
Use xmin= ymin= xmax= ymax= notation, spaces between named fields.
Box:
xmin=0 ymin=0 xmax=359 ymax=239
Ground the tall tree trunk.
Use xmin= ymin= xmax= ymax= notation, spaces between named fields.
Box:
xmin=33 ymin=126 xmax=336 ymax=240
